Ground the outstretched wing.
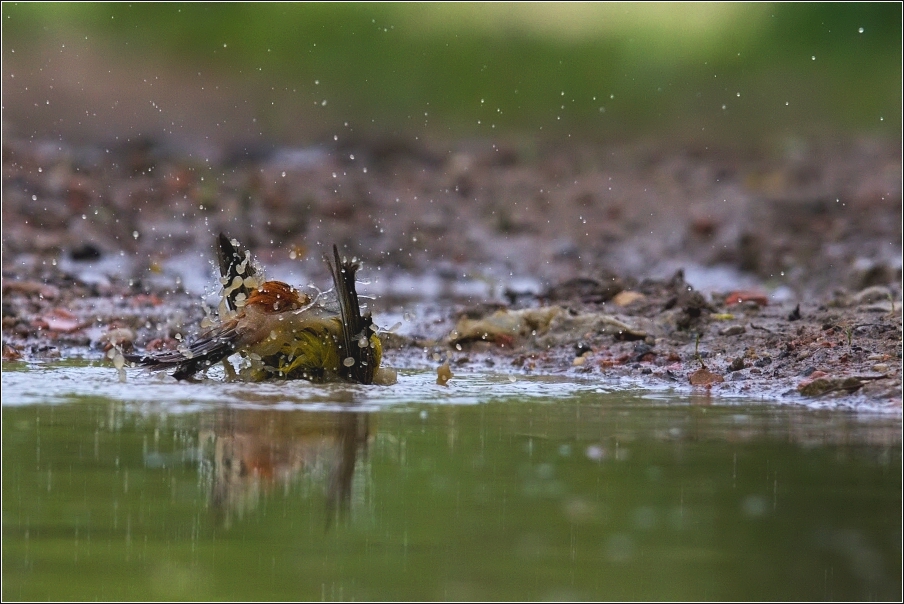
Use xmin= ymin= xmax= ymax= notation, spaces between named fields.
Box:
xmin=325 ymin=245 xmax=377 ymax=384
xmin=217 ymin=233 xmax=258 ymax=312
xmin=125 ymin=319 xmax=242 ymax=380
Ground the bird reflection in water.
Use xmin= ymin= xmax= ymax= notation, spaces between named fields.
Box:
xmin=198 ymin=409 xmax=371 ymax=529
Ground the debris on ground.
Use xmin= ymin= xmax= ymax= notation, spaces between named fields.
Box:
xmin=2 ymin=135 xmax=900 ymax=407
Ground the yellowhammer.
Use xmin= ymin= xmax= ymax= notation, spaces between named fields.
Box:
xmin=126 ymin=234 xmax=392 ymax=384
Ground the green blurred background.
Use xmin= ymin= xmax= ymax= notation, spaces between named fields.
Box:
xmin=2 ymin=2 xmax=901 ymax=143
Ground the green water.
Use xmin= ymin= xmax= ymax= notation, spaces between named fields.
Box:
xmin=2 ymin=364 xmax=901 ymax=601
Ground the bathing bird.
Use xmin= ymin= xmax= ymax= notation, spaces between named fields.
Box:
xmin=126 ymin=234 xmax=384 ymax=384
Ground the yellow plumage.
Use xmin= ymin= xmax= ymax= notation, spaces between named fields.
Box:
xmin=239 ymin=315 xmax=382 ymax=382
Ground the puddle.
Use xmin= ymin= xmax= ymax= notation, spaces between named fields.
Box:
xmin=3 ymin=362 xmax=902 ymax=600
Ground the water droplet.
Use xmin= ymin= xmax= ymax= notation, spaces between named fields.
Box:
xmin=586 ymin=446 xmax=605 ymax=463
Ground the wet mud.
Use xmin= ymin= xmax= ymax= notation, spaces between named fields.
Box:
xmin=2 ymin=134 xmax=901 ymax=409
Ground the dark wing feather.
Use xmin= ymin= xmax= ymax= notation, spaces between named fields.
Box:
xmin=125 ymin=320 xmax=241 ymax=380
xmin=325 ymin=245 xmax=376 ymax=384
xmin=217 ymin=233 xmax=257 ymax=312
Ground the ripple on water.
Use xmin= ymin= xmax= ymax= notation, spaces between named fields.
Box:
xmin=1 ymin=360 xmax=900 ymax=417
xmin=1 ymin=361 xmax=626 ymax=414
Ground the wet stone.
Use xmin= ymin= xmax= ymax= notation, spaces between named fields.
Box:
xmin=70 ymin=243 xmax=103 ymax=261
xmin=574 ymin=342 xmax=592 ymax=356
xmin=720 ymin=325 xmax=746 ymax=336
xmin=853 ymin=285 xmax=893 ymax=306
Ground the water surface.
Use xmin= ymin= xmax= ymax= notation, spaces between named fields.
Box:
xmin=2 ymin=362 xmax=901 ymax=600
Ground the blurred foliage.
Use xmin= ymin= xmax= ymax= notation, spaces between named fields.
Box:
xmin=3 ymin=2 xmax=901 ymax=141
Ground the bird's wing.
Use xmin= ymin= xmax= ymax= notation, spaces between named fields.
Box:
xmin=126 ymin=318 xmax=242 ymax=380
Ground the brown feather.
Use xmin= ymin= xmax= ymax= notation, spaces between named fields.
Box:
xmin=245 ymin=281 xmax=308 ymax=312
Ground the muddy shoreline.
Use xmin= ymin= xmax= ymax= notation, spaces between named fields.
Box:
xmin=2 ymin=135 xmax=901 ymax=409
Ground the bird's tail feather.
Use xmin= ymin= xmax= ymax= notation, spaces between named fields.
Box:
xmin=325 ymin=245 xmax=377 ymax=384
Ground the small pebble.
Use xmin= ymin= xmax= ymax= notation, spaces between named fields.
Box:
xmin=612 ymin=290 xmax=646 ymax=306
xmin=853 ymin=285 xmax=891 ymax=305
xmin=436 ymin=362 xmax=453 ymax=386
xmin=719 ymin=325 xmax=746 ymax=336
xmin=103 ymin=327 xmax=135 ymax=347
xmin=873 ymin=363 xmax=889 ymax=373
